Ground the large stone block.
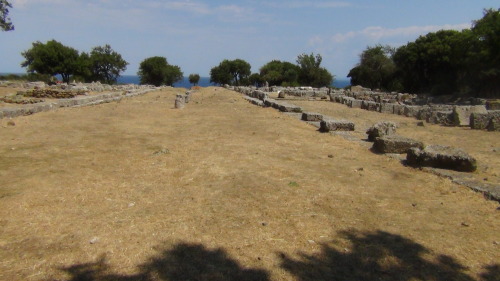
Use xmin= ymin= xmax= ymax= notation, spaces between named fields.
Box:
xmin=320 ymin=119 xmax=355 ymax=132
xmin=366 ymin=121 xmax=397 ymax=141
xmin=470 ymin=111 xmax=500 ymax=130
xmin=379 ymin=103 xmax=395 ymax=114
xmin=350 ymin=99 xmax=363 ymax=108
xmin=406 ymin=145 xmax=477 ymax=172
xmin=373 ymin=135 xmax=424 ymax=154
xmin=487 ymin=114 xmax=500 ymax=131
xmin=404 ymin=106 xmax=420 ymax=118
xmin=452 ymin=105 xmax=488 ymax=127
xmin=301 ymin=112 xmax=323 ymax=121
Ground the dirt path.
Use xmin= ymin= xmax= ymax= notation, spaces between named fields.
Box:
xmin=0 ymin=87 xmax=498 ymax=280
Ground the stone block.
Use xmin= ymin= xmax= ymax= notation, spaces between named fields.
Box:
xmin=301 ymin=112 xmax=323 ymax=121
xmin=373 ymin=135 xmax=424 ymax=154
xmin=404 ymin=106 xmax=420 ymax=118
xmin=487 ymin=114 xmax=500 ymax=131
xmin=486 ymin=100 xmax=500 ymax=110
xmin=379 ymin=103 xmax=395 ymax=114
xmin=366 ymin=121 xmax=397 ymax=141
xmin=350 ymin=99 xmax=363 ymax=109
xmin=175 ymin=94 xmax=185 ymax=109
xmin=452 ymin=105 xmax=488 ymax=127
xmin=406 ymin=145 xmax=477 ymax=172
xmin=427 ymin=111 xmax=452 ymax=125
xmin=320 ymin=119 xmax=355 ymax=132
xmin=470 ymin=111 xmax=500 ymax=130
xmin=278 ymin=103 xmax=302 ymax=113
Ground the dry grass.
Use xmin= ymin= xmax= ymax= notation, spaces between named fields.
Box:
xmin=0 ymin=87 xmax=499 ymax=280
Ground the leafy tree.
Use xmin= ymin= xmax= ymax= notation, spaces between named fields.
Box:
xmin=188 ymin=73 xmax=200 ymax=86
xmin=210 ymin=59 xmax=251 ymax=86
xmin=469 ymin=8 xmax=500 ymax=97
xmin=138 ymin=56 xmax=183 ymax=86
xmin=348 ymin=45 xmax=398 ymax=91
xmin=259 ymin=60 xmax=300 ymax=86
xmin=0 ymin=0 xmax=13 ymax=31
xmin=249 ymin=73 xmax=264 ymax=87
xmin=87 ymin=44 xmax=128 ymax=84
xmin=296 ymin=53 xmax=333 ymax=87
xmin=393 ymin=30 xmax=466 ymax=95
xmin=21 ymin=40 xmax=81 ymax=83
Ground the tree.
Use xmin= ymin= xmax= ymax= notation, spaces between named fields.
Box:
xmin=210 ymin=59 xmax=251 ymax=86
xmin=469 ymin=8 xmax=500 ymax=97
xmin=347 ymin=45 xmax=398 ymax=91
xmin=21 ymin=40 xmax=81 ymax=83
xmin=138 ymin=56 xmax=183 ymax=86
xmin=0 ymin=0 xmax=13 ymax=31
xmin=249 ymin=73 xmax=264 ymax=87
xmin=259 ymin=60 xmax=300 ymax=86
xmin=87 ymin=44 xmax=128 ymax=84
xmin=188 ymin=73 xmax=200 ymax=86
xmin=296 ymin=53 xmax=333 ymax=87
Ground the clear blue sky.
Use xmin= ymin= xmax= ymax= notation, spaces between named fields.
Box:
xmin=1 ymin=0 xmax=498 ymax=79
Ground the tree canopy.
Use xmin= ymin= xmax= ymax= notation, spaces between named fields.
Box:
xmin=0 ymin=0 xmax=13 ymax=31
xmin=21 ymin=40 xmax=81 ymax=83
xmin=296 ymin=53 xmax=334 ymax=88
xmin=188 ymin=73 xmax=200 ymax=86
xmin=138 ymin=56 xmax=183 ymax=86
xmin=87 ymin=44 xmax=128 ymax=84
xmin=347 ymin=8 xmax=500 ymax=97
xmin=210 ymin=59 xmax=251 ymax=86
xmin=259 ymin=60 xmax=300 ymax=86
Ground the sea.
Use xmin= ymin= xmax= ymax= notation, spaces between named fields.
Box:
xmin=117 ymin=75 xmax=351 ymax=89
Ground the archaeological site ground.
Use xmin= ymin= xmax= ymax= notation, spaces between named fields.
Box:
xmin=0 ymin=85 xmax=499 ymax=280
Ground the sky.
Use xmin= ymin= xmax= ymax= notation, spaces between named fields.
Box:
xmin=1 ymin=0 xmax=498 ymax=79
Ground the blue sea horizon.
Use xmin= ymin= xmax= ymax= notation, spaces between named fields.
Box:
xmin=117 ymin=75 xmax=351 ymax=89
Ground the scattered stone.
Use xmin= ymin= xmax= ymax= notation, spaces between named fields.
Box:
xmin=7 ymin=120 xmax=15 ymax=126
xmin=373 ymin=135 xmax=424 ymax=154
xmin=277 ymin=91 xmax=285 ymax=98
xmin=320 ymin=119 xmax=355 ymax=132
xmin=407 ymin=145 xmax=477 ymax=172
xmin=366 ymin=121 xmax=397 ymax=141
xmin=301 ymin=112 xmax=323 ymax=122
xmin=486 ymin=114 xmax=500 ymax=131
xmin=461 ymin=222 xmax=470 ymax=227
xmin=416 ymin=121 xmax=425 ymax=127
xmin=175 ymin=94 xmax=185 ymax=109
xmin=328 ymin=154 xmax=334 ymax=158
xmin=89 ymin=237 xmax=99 ymax=244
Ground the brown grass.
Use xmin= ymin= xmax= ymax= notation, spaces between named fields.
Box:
xmin=0 ymin=87 xmax=499 ymax=280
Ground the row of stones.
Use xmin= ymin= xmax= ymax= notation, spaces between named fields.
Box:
xmin=0 ymin=89 xmax=159 ymax=119
xmin=237 ymin=88 xmax=478 ymax=173
xmin=174 ymin=91 xmax=194 ymax=109
xmin=330 ymin=93 xmax=500 ymax=131
xmin=0 ymin=80 xmax=158 ymax=93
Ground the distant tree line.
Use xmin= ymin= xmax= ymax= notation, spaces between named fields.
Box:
xmin=21 ymin=40 xmax=128 ymax=84
xmin=348 ymin=8 xmax=500 ymax=97
xmin=209 ymin=53 xmax=334 ymax=88
xmin=0 ymin=0 xmax=13 ymax=31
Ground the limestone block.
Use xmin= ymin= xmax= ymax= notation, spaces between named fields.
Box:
xmin=301 ymin=112 xmax=323 ymax=121
xmin=373 ymin=135 xmax=424 ymax=154
xmin=366 ymin=121 xmax=397 ymax=141
xmin=320 ymin=119 xmax=355 ymax=132
xmin=452 ymin=105 xmax=488 ymax=127
xmin=406 ymin=145 xmax=477 ymax=172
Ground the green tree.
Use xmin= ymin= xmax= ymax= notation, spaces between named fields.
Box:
xmin=88 ymin=44 xmax=128 ymax=84
xmin=21 ymin=40 xmax=81 ymax=83
xmin=188 ymin=73 xmax=200 ymax=86
xmin=249 ymin=73 xmax=264 ymax=87
xmin=469 ymin=8 xmax=500 ymax=97
xmin=348 ymin=45 xmax=398 ymax=91
xmin=393 ymin=30 xmax=466 ymax=95
xmin=138 ymin=56 xmax=183 ymax=86
xmin=210 ymin=59 xmax=251 ymax=86
xmin=296 ymin=53 xmax=333 ymax=87
xmin=259 ymin=60 xmax=300 ymax=86
xmin=0 ymin=0 xmax=13 ymax=31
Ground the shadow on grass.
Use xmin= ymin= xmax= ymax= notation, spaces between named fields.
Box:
xmin=60 ymin=243 xmax=269 ymax=281
xmin=279 ymin=229 xmax=499 ymax=281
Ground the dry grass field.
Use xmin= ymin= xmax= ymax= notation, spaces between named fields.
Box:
xmin=0 ymin=87 xmax=499 ymax=281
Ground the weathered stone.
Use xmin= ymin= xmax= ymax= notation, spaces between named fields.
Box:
xmin=470 ymin=111 xmax=500 ymax=130
xmin=486 ymin=114 xmax=500 ymax=131
xmin=452 ymin=105 xmax=488 ymax=127
xmin=175 ymin=94 xmax=185 ymax=109
xmin=366 ymin=121 xmax=397 ymax=141
xmin=243 ymin=96 xmax=264 ymax=107
xmin=277 ymin=102 xmax=302 ymax=113
xmin=379 ymin=103 xmax=394 ymax=114
xmin=278 ymin=91 xmax=285 ymax=98
xmin=404 ymin=106 xmax=420 ymax=118
xmin=406 ymin=145 xmax=477 ymax=172
xmin=320 ymin=119 xmax=355 ymax=132
xmin=427 ymin=111 xmax=453 ymax=125
xmin=301 ymin=112 xmax=323 ymax=121
xmin=249 ymin=90 xmax=268 ymax=101
xmin=486 ymin=100 xmax=500 ymax=110
xmin=350 ymin=99 xmax=363 ymax=109
xmin=373 ymin=135 xmax=424 ymax=154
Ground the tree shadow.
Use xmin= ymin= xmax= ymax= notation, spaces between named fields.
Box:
xmin=60 ymin=243 xmax=269 ymax=281
xmin=279 ymin=229 xmax=499 ymax=281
